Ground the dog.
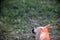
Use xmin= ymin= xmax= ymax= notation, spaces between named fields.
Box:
xmin=32 ymin=24 xmax=50 ymax=40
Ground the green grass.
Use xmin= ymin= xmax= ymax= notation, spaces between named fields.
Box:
xmin=0 ymin=0 xmax=60 ymax=40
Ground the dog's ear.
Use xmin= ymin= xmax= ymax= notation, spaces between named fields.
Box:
xmin=32 ymin=28 xmax=35 ymax=34
xmin=45 ymin=24 xmax=50 ymax=29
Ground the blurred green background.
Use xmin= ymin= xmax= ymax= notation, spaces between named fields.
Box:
xmin=0 ymin=0 xmax=60 ymax=40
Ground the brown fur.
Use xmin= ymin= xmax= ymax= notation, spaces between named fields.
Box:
xmin=32 ymin=24 xmax=50 ymax=40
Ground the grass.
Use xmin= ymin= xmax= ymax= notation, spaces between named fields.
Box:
xmin=0 ymin=0 xmax=60 ymax=40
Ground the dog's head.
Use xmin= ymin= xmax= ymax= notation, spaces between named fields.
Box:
xmin=32 ymin=24 xmax=50 ymax=34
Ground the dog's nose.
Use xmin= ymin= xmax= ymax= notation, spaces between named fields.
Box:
xmin=32 ymin=29 xmax=35 ymax=34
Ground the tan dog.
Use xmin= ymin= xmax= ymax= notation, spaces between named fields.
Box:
xmin=32 ymin=24 xmax=50 ymax=40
